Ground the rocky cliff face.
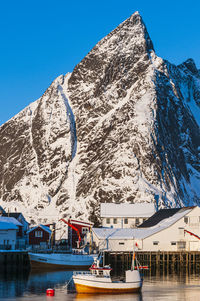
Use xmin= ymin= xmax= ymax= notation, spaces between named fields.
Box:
xmin=0 ymin=12 xmax=199 ymax=225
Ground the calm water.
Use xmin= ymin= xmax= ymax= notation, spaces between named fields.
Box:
xmin=1 ymin=268 xmax=200 ymax=301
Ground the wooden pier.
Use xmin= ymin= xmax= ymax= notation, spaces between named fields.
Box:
xmin=0 ymin=251 xmax=30 ymax=270
xmin=104 ymin=251 xmax=200 ymax=275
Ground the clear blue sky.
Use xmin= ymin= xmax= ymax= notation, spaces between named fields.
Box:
xmin=0 ymin=0 xmax=199 ymax=125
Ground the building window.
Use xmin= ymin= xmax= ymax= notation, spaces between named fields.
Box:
xmin=171 ymin=242 xmax=176 ymax=246
xmin=153 ymin=241 xmax=159 ymax=245
xmin=82 ymin=227 xmax=89 ymax=234
xmin=177 ymin=241 xmax=186 ymax=250
xmin=135 ymin=218 xmax=140 ymax=225
xmin=113 ymin=218 xmax=117 ymax=224
xmin=106 ymin=218 xmax=110 ymax=224
xmin=179 ymin=227 xmax=184 ymax=235
xmin=35 ymin=231 xmax=43 ymax=238
xmin=124 ymin=218 xmax=128 ymax=224
xmin=143 ymin=218 xmax=147 ymax=223
xmin=184 ymin=217 xmax=189 ymax=224
xmin=119 ymin=242 xmax=125 ymax=245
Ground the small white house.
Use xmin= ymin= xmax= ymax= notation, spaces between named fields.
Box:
xmin=100 ymin=203 xmax=155 ymax=228
xmin=0 ymin=216 xmax=24 ymax=250
xmin=1 ymin=212 xmax=29 ymax=235
xmin=91 ymin=206 xmax=200 ymax=252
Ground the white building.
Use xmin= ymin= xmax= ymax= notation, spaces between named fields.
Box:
xmin=0 ymin=222 xmax=18 ymax=250
xmin=1 ymin=212 xmax=29 ymax=235
xmin=100 ymin=203 xmax=155 ymax=228
xmin=0 ymin=217 xmax=23 ymax=250
xmin=91 ymin=206 xmax=200 ymax=252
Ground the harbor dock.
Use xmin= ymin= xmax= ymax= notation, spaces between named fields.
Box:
xmin=104 ymin=251 xmax=200 ymax=274
xmin=0 ymin=250 xmax=30 ymax=270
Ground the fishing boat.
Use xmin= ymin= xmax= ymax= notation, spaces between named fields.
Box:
xmin=29 ymin=250 xmax=95 ymax=270
xmin=72 ymin=252 xmax=144 ymax=294
xmin=29 ymin=218 xmax=96 ymax=270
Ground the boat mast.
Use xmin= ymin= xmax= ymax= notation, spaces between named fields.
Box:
xmin=131 ymin=240 xmax=136 ymax=270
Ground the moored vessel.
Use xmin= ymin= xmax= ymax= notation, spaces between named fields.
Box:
xmin=72 ymin=252 xmax=144 ymax=294
xmin=29 ymin=250 xmax=95 ymax=270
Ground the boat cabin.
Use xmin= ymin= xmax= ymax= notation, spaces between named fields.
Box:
xmin=89 ymin=255 xmax=112 ymax=278
xmin=89 ymin=264 xmax=112 ymax=277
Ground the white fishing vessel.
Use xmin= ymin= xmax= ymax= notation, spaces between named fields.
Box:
xmin=29 ymin=218 xmax=96 ymax=270
xmin=29 ymin=250 xmax=95 ymax=270
xmin=73 ymin=252 xmax=144 ymax=294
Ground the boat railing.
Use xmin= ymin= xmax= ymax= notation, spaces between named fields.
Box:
xmin=73 ymin=271 xmax=91 ymax=276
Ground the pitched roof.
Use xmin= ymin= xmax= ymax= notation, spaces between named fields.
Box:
xmin=0 ymin=216 xmax=23 ymax=226
xmin=93 ymin=227 xmax=157 ymax=240
xmin=100 ymin=203 xmax=155 ymax=218
xmin=138 ymin=207 xmax=195 ymax=228
xmin=27 ymin=224 xmax=52 ymax=234
xmin=0 ymin=222 xmax=18 ymax=230
xmin=0 ymin=206 xmax=6 ymax=214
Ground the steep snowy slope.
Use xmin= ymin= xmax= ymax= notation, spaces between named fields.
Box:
xmin=0 ymin=75 xmax=75 ymax=223
xmin=66 ymin=12 xmax=200 ymax=221
xmin=0 ymin=12 xmax=199 ymax=225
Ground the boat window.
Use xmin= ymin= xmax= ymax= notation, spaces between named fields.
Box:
xmin=153 ymin=241 xmax=159 ymax=245
xmin=119 ymin=242 xmax=124 ymax=245
xmin=106 ymin=218 xmax=110 ymax=224
xmin=99 ymin=270 xmax=103 ymax=276
xmin=184 ymin=217 xmax=189 ymax=224
xmin=171 ymin=242 xmax=176 ymax=245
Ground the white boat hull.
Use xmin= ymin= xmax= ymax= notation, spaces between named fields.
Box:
xmin=29 ymin=252 xmax=95 ymax=270
xmin=73 ymin=270 xmax=143 ymax=293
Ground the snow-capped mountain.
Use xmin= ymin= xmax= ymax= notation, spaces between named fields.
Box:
xmin=0 ymin=12 xmax=199 ymax=226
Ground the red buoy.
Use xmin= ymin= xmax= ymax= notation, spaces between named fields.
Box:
xmin=46 ymin=288 xmax=55 ymax=296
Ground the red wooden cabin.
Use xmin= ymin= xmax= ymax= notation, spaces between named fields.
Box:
xmin=27 ymin=225 xmax=52 ymax=246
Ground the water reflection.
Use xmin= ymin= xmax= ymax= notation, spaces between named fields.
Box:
xmin=1 ymin=267 xmax=200 ymax=300
xmin=74 ymin=292 xmax=143 ymax=301
xmin=0 ymin=268 xmax=29 ymax=299
xmin=143 ymin=269 xmax=200 ymax=301
xmin=27 ymin=270 xmax=73 ymax=295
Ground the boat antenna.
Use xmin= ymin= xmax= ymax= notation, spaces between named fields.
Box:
xmin=89 ymin=225 xmax=92 ymax=255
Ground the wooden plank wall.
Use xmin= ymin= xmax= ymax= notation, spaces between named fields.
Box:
xmin=0 ymin=251 xmax=30 ymax=269
xmin=104 ymin=251 xmax=200 ymax=275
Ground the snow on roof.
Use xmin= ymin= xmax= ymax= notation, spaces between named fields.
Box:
xmin=0 ymin=222 xmax=18 ymax=230
xmin=0 ymin=216 xmax=23 ymax=226
xmin=27 ymin=224 xmax=52 ymax=234
xmin=0 ymin=206 xmax=6 ymax=214
xmin=100 ymin=203 xmax=155 ymax=218
xmin=69 ymin=219 xmax=93 ymax=226
xmin=94 ymin=207 xmax=193 ymax=240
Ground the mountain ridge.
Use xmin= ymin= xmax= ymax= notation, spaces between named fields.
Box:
xmin=0 ymin=12 xmax=199 ymax=226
